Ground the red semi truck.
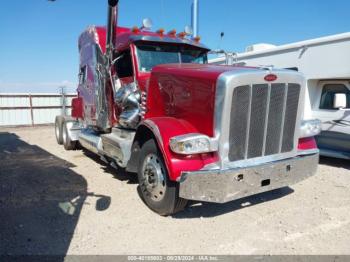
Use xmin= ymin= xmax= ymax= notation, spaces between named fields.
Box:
xmin=55 ymin=0 xmax=320 ymax=215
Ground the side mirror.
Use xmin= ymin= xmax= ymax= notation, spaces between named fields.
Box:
xmin=333 ymin=93 xmax=347 ymax=109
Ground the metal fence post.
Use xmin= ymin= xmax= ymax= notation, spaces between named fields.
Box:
xmin=60 ymin=86 xmax=67 ymax=116
xmin=29 ymin=94 xmax=34 ymax=126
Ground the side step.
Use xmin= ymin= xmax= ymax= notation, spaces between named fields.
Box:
xmin=78 ymin=127 xmax=135 ymax=168
xmin=78 ymin=129 xmax=103 ymax=155
xmin=101 ymin=128 xmax=136 ymax=168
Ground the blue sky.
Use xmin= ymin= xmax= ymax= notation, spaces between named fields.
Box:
xmin=0 ymin=0 xmax=349 ymax=93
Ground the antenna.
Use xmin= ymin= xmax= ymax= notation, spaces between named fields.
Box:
xmin=217 ymin=31 xmax=224 ymax=50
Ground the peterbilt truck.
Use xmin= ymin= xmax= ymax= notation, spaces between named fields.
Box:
xmin=55 ymin=0 xmax=320 ymax=215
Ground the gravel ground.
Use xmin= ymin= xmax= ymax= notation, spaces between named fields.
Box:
xmin=0 ymin=126 xmax=349 ymax=255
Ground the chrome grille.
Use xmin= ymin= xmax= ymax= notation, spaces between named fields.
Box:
xmin=265 ymin=84 xmax=286 ymax=155
xmin=248 ymin=84 xmax=269 ymax=158
xmin=228 ymin=85 xmax=250 ymax=161
xmin=228 ymin=83 xmax=301 ymax=162
xmin=281 ymin=84 xmax=301 ymax=153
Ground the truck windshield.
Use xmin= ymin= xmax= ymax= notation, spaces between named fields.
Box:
xmin=136 ymin=43 xmax=208 ymax=72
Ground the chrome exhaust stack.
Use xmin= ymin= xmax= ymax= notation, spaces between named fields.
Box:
xmin=96 ymin=0 xmax=119 ymax=131
xmin=106 ymin=0 xmax=119 ymax=67
xmin=191 ymin=0 xmax=199 ymax=37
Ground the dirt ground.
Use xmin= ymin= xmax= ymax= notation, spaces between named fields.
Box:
xmin=0 ymin=126 xmax=350 ymax=256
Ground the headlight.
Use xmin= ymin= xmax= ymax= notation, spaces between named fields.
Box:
xmin=300 ymin=119 xmax=322 ymax=138
xmin=169 ymin=133 xmax=218 ymax=155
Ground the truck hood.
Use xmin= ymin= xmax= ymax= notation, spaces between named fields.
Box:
xmin=151 ymin=63 xmax=261 ymax=81
xmin=146 ymin=64 xmax=263 ymax=137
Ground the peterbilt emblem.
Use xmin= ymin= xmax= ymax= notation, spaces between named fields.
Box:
xmin=264 ymin=74 xmax=278 ymax=82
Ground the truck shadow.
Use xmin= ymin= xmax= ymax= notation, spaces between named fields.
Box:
xmin=173 ymin=187 xmax=294 ymax=219
xmin=82 ymin=149 xmax=138 ymax=184
xmin=319 ymin=156 xmax=350 ymax=170
xmin=0 ymin=132 xmax=110 ymax=258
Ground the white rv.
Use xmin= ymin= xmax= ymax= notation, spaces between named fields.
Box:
xmin=211 ymin=32 xmax=350 ymax=159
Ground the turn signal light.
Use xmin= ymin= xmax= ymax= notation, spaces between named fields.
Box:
xmin=298 ymin=137 xmax=318 ymax=151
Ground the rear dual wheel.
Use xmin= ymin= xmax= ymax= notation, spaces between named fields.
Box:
xmin=55 ymin=116 xmax=77 ymax=150
xmin=137 ymin=139 xmax=187 ymax=216
xmin=55 ymin=116 xmax=63 ymax=145
xmin=62 ymin=121 xmax=78 ymax=150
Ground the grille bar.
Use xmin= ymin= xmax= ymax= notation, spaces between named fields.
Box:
xmin=261 ymin=84 xmax=271 ymax=156
xmin=228 ymin=83 xmax=300 ymax=162
xmin=228 ymin=86 xmax=250 ymax=161
xmin=248 ymin=84 xmax=269 ymax=159
xmin=278 ymin=84 xmax=288 ymax=153
xmin=266 ymin=84 xmax=286 ymax=156
xmin=244 ymin=86 xmax=253 ymax=159
xmin=282 ymin=84 xmax=301 ymax=152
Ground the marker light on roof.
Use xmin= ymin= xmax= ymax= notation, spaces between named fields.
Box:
xmin=131 ymin=26 xmax=140 ymax=33
xmin=167 ymin=29 xmax=177 ymax=37
xmin=157 ymin=28 xmax=165 ymax=36
xmin=193 ymin=36 xmax=201 ymax=42
xmin=177 ymin=32 xmax=187 ymax=39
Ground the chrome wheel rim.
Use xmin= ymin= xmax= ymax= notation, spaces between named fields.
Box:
xmin=62 ymin=125 xmax=67 ymax=144
xmin=141 ymin=154 xmax=166 ymax=202
xmin=55 ymin=122 xmax=60 ymax=140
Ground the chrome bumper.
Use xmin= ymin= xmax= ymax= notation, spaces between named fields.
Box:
xmin=179 ymin=153 xmax=319 ymax=203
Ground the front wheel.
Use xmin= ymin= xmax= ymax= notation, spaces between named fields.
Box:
xmin=137 ymin=139 xmax=187 ymax=216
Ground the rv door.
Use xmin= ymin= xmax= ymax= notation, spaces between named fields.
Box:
xmin=313 ymin=81 xmax=350 ymax=158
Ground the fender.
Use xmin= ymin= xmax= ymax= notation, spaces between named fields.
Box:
xmin=133 ymin=117 xmax=218 ymax=181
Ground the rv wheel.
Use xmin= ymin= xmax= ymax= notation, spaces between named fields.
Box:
xmin=62 ymin=121 xmax=78 ymax=150
xmin=55 ymin=116 xmax=63 ymax=145
xmin=137 ymin=139 xmax=187 ymax=216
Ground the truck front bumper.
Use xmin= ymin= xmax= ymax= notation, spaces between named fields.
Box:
xmin=179 ymin=153 xmax=319 ymax=203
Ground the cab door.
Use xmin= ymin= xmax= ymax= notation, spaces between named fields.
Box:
xmin=313 ymin=81 xmax=350 ymax=157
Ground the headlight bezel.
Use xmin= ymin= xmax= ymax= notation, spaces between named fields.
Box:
xmin=299 ymin=119 xmax=322 ymax=138
xmin=169 ymin=133 xmax=218 ymax=155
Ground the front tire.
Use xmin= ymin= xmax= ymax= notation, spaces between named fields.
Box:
xmin=62 ymin=121 xmax=77 ymax=150
xmin=137 ymin=139 xmax=187 ymax=216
